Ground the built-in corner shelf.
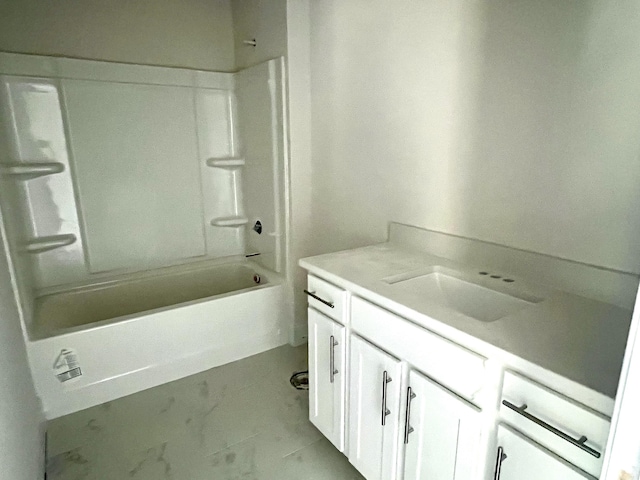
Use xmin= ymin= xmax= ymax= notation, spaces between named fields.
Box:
xmin=21 ymin=234 xmax=77 ymax=254
xmin=206 ymin=157 xmax=245 ymax=168
xmin=0 ymin=162 xmax=65 ymax=180
xmin=210 ymin=216 xmax=249 ymax=227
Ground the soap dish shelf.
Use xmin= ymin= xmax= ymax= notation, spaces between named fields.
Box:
xmin=21 ymin=234 xmax=77 ymax=254
xmin=1 ymin=162 xmax=65 ymax=180
xmin=210 ymin=216 xmax=249 ymax=227
xmin=206 ymin=158 xmax=245 ymax=168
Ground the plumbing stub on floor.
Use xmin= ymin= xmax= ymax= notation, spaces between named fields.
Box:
xmin=290 ymin=371 xmax=309 ymax=390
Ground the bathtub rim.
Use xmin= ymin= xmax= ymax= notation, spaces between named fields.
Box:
xmin=29 ymin=259 xmax=282 ymax=341
xmin=35 ymin=254 xmax=266 ymax=298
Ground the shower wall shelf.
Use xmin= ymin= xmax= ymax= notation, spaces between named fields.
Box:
xmin=210 ymin=216 xmax=249 ymax=227
xmin=206 ymin=157 xmax=246 ymax=168
xmin=21 ymin=234 xmax=77 ymax=254
xmin=0 ymin=162 xmax=65 ymax=180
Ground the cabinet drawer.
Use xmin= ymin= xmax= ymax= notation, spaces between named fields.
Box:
xmin=500 ymin=371 xmax=609 ymax=477
xmin=351 ymin=296 xmax=486 ymax=403
xmin=306 ymin=275 xmax=347 ymax=323
xmin=494 ymin=424 xmax=595 ymax=479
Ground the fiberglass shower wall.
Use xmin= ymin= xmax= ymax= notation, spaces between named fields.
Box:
xmin=236 ymin=59 xmax=287 ymax=274
xmin=0 ymin=53 xmax=286 ymax=325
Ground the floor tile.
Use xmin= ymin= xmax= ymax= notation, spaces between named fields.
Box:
xmin=280 ymin=438 xmax=365 ymax=480
xmin=46 ymin=344 xmax=363 ymax=480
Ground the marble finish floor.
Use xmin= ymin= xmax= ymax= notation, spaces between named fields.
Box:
xmin=47 ymin=344 xmax=364 ymax=480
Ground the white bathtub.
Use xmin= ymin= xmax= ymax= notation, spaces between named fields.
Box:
xmin=27 ymin=261 xmax=288 ymax=419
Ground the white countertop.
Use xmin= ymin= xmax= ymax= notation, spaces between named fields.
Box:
xmin=300 ymin=243 xmax=633 ymax=412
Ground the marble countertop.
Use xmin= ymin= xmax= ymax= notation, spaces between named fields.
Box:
xmin=300 ymin=243 xmax=633 ymax=412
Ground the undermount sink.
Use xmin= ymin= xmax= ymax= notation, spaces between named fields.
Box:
xmin=383 ymin=266 xmax=543 ymax=322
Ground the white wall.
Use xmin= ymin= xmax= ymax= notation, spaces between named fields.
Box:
xmin=0 ymin=0 xmax=235 ymax=71
xmin=0 ymin=211 xmax=44 ymax=478
xmin=231 ymin=0 xmax=288 ymax=70
xmin=308 ymin=0 xmax=640 ymax=274
xmin=286 ymin=0 xmax=313 ymax=343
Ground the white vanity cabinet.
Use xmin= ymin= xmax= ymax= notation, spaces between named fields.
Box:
xmin=403 ymin=370 xmax=482 ymax=480
xmin=301 ymin=263 xmax=614 ymax=480
xmin=348 ymin=296 xmax=486 ymax=480
xmin=348 ymin=335 xmax=402 ymax=480
xmin=308 ymin=308 xmax=346 ymax=451
xmin=494 ymin=425 xmax=595 ymax=480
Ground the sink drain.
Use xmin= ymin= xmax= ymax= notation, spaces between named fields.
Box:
xmin=290 ymin=371 xmax=309 ymax=390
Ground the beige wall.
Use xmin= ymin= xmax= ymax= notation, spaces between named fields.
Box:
xmin=232 ymin=0 xmax=288 ymax=70
xmin=0 ymin=0 xmax=235 ymax=71
xmin=308 ymin=0 xmax=640 ymax=273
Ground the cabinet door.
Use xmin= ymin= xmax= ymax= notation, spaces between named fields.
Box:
xmin=349 ymin=335 xmax=402 ymax=480
xmin=494 ymin=425 xmax=595 ymax=480
xmin=403 ymin=370 xmax=482 ymax=480
xmin=308 ymin=308 xmax=346 ymax=451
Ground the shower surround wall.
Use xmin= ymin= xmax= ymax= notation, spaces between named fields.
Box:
xmin=236 ymin=60 xmax=287 ymax=273
xmin=0 ymin=52 xmax=287 ymax=287
xmin=0 ymin=52 xmax=289 ymax=417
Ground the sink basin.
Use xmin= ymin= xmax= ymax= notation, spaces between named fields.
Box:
xmin=384 ymin=266 xmax=542 ymax=322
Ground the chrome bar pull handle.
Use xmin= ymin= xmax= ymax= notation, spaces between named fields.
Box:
xmin=493 ymin=446 xmax=507 ymax=480
xmin=329 ymin=335 xmax=339 ymax=383
xmin=403 ymin=386 xmax=416 ymax=444
xmin=381 ymin=371 xmax=392 ymax=426
xmin=304 ymin=289 xmax=335 ymax=308
xmin=502 ymin=400 xmax=601 ymax=458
